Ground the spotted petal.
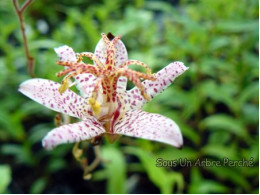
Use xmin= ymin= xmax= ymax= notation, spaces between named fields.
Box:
xmin=54 ymin=45 xmax=77 ymax=62
xmin=126 ymin=62 xmax=188 ymax=109
xmin=114 ymin=110 xmax=183 ymax=148
xmin=54 ymin=45 xmax=97 ymax=98
xmin=95 ymin=38 xmax=128 ymax=92
xmin=74 ymin=74 xmax=98 ymax=98
xmin=42 ymin=118 xmax=105 ymax=150
xmin=19 ymin=78 xmax=89 ymax=119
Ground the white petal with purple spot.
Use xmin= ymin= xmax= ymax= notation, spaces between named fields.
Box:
xmin=19 ymin=79 xmax=89 ymax=119
xmin=114 ymin=110 xmax=183 ymax=148
xmin=126 ymin=62 xmax=188 ymax=109
xmin=54 ymin=45 xmax=77 ymax=62
xmin=95 ymin=39 xmax=128 ymax=92
xmin=54 ymin=45 xmax=98 ymax=98
xmin=42 ymin=118 xmax=105 ymax=150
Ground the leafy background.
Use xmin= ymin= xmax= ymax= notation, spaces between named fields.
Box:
xmin=0 ymin=0 xmax=258 ymax=193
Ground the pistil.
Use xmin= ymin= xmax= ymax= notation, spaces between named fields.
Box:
xmin=55 ymin=33 xmax=157 ymax=126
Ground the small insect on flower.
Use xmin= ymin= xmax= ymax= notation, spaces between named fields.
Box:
xmin=19 ymin=32 xmax=188 ymax=177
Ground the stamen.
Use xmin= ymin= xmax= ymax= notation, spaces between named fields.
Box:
xmin=76 ymin=52 xmax=104 ymax=68
xmin=76 ymin=55 xmax=83 ymax=63
xmin=119 ymin=60 xmax=152 ymax=75
xmin=89 ymin=79 xmax=102 ymax=116
xmin=101 ymin=33 xmax=110 ymax=44
xmin=58 ymin=71 xmax=81 ymax=93
xmin=88 ymin=97 xmax=101 ymax=116
xmin=56 ymin=67 xmax=76 ymax=77
xmin=56 ymin=60 xmax=78 ymax=67
xmin=58 ymin=79 xmax=69 ymax=94
xmin=112 ymin=35 xmax=122 ymax=45
xmin=56 ymin=33 xmax=157 ymax=112
xmin=116 ymin=68 xmax=156 ymax=100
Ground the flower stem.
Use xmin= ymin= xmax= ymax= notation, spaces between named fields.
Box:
xmin=12 ymin=0 xmax=35 ymax=77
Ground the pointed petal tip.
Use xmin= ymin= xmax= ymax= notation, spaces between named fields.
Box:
xmin=174 ymin=136 xmax=183 ymax=149
xmin=172 ymin=61 xmax=189 ymax=72
xmin=169 ymin=140 xmax=183 ymax=149
xmin=114 ymin=110 xmax=184 ymax=149
xmin=18 ymin=81 xmax=25 ymax=93
xmin=177 ymin=144 xmax=183 ymax=150
xmin=18 ymin=78 xmax=38 ymax=94
xmin=95 ymin=36 xmax=128 ymax=67
xmin=54 ymin=45 xmax=70 ymax=53
xmin=54 ymin=45 xmax=76 ymax=62
xmin=42 ymin=137 xmax=54 ymax=150
xmin=126 ymin=61 xmax=189 ymax=109
xmin=169 ymin=123 xmax=184 ymax=149
xmin=41 ymin=119 xmax=105 ymax=150
xmin=18 ymin=78 xmax=88 ymax=119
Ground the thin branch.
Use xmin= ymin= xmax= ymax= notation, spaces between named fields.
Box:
xmin=12 ymin=0 xmax=35 ymax=77
xmin=20 ymin=0 xmax=34 ymax=12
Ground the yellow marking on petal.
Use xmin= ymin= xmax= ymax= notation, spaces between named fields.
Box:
xmin=58 ymin=79 xmax=69 ymax=94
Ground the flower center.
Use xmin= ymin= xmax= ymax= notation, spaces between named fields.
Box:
xmin=55 ymin=33 xmax=156 ymax=132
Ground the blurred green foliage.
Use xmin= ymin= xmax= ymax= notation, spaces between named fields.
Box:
xmin=0 ymin=0 xmax=258 ymax=193
xmin=0 ymin=165 xmax=11 ymax=193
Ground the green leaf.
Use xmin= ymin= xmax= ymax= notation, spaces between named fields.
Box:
xmin=46 ymin=158 xmax=67 ymax=173
xmin=242 ymin=104 xmax=259 ymax=124
xmin=101 ymin=146 xmax=127 ymax=194
xmin=156 ymin=147 xmax=198 ymax=161
xmin=205 ymin=166 xmax=250 ymax=191
xmin=216 ymin=20 xmax=258 ymax=33
xmin=209 ymin=36 xmax=231 ymax=51
xmin=238 ymin=82 xmax=259 ymax=106
xmin=0 ymin=165 xmax=11 ymax=193
xmin=30 ymin=178 xmax=47 ymax=194
xmin=202 ymin=144 xmax=238 ymax=160
xmin=125 ymin=146 xmax=184 ymax=193
xmin=200 ymin=114 xmax=247 ymax=137
xmin=1 ymin=144 xmax=34 ymax=165
xmin=191 ymin=179 xmax=229 ymax=193
xmin=208 ymin=131 xmax=231 ymax=145
xmin=198 ymin=80 xmax=237 ymax=111
xmin=28 ymin=124 xmax=52 ymax=144
xmin=29 ymin=39 xmax=61 ymax=50
xmin=189 ymin=168 xmax=228 ymax=193
xmin=145 ymin=1 xmax=173 ymax=13
xmin=0 ymin=110 xmax=25 ymax=141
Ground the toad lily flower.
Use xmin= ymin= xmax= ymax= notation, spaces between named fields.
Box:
xmin=19 ymin=33 xmax=188 ymax=150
